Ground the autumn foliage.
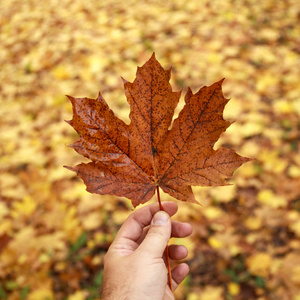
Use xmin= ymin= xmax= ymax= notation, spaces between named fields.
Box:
xmin=66 ymin=54 xmax=250 ymax=207
xmin=1 ymin=1 xmax=300 ymax=300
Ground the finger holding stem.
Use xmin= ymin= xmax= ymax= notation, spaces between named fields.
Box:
xmin=156 ymin=186 xmax=174 ymax=293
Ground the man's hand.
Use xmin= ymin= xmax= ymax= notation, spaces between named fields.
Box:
xmin=102 ymin=201 xmax=193 ymax=300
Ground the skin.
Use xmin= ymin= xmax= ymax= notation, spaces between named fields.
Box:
xmin=102 ymin=201 xmax=193 ymax=300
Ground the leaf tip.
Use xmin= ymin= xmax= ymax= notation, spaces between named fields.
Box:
xmin=190 ymin=197 xmax=202 ymax=206
xmin=63 ymin=165 xmax=76 ymax=173
xmin=166 ymin=66 xmax=172 ymax=72
xmin=65 ymin=119 xmax=72 ymax=126
xmin=244 ymin=156 xmax=255 ymax=163
xmin=66 ymin=142 xmax=75 ymax=149
xmin=97 ymin=91 xmax=103 ymax=98
xmin=186 ymin=86 xmax=193 ymax=93
xmin=121 ymin=76 xmax=129 ymax=84
xmin=184 ymin=87 xmax=194 ymax=101
xmin=66 ymin=95 xmax=75 ymax=104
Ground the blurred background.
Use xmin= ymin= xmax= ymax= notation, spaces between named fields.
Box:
xmin=0 ymin=0 xmax=300 ymax=299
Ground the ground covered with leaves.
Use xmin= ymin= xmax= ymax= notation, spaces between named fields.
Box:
xmin=1 ymin=0 xmax=300 ymax=299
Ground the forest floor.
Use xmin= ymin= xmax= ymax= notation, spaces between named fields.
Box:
xmin=1 ymin=0 xmax=300 ymax=299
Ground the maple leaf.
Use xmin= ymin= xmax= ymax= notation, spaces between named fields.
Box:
xmin=65 ymin=54 xmax=251 ymax=207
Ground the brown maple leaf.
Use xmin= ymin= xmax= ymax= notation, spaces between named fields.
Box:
xmin=65 ymin=54 xmax=251 ymax=207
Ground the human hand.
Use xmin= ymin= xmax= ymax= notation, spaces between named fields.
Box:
xmin=101 ymin=201 xmax=193 ymax=300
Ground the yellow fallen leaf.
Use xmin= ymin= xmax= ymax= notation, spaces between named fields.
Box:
xmin=11 ymin=195 xmax=37 ymax=218
xmin=238 ymin=163 xmax=258 ymax=178
xmin=81 ymin=212 xmax=102 ymax=230
xmin=199 ymin=285 xmax=224 ymax=300
xmin=0 ymin=169 xmax=16 ymax=183
xmin=202 ymin=206 xmax=224 ymax=219
xmin=38 ymin=253 xmax=50 ymax=263
xmin=246 ymin=253 xmax=272 ymax=277
xmin=17 ymin=253 xmax=27 ymax=264
xmin=256 ymin=72 xmax=279 ymax=93
xmin=258 ymin=150 xmax=288 ymax=174
xmin=229 ymin=244 xmax=242 ymax=256
xmin=112 ymin=211 xmax=130 ymax=224
xmin=68 ymin=290 xmax=89 ymax=300
xmin=87 ymin=240 xmax=95 ymax=249
xmin=293 ymin=98 xmax=300 ymax=116
xmin=274 ymin=99 xmax=294 ymax=114
xmin=0 ymin=202 xmax=9 ymax=220
xmin=290 ymin=239 xmax=300 ymax=250
xmin=88 ymin=55 xmax=109 ymax=73
xmin=54 ymin=261 xmax=66 ymax=272
xmin=36 ymin=232 xmax=66 ymax=252
xmin=288 ymin=165 xmax=300 ymax=178
xmin=282 ymin=253 xmax=300 ymax=285
xmin=287 ymin=211 xmax=299 ymax=221
xmin=48 ymin=166 xmax=71 ymax=182
xmin=289 ymin=220 xmax=300 ymax=237
xmin=262 ymin=128 xmax=282 ymax=147
xmin=208 ymin=236 xmax=225 ymax=249
xmin=187 ymin=293 xmax=199 ymax=300
xmin=63 ymin=206 xmax=81 ymax=240
xmin=258 ymin=190 xmax=287 ymax=208
xmin=0 ymin=219 xmax=12 ymax=235
xmin=291 ymin=266 xmax=300 ymax=284
xmin=209 ymin=186 xmax=236 ymax=203
xmin=92 ymin=255 xmax=102 ymax=266
xmin=10 ymin=226 xmax=35 ymax=255
xmin=78 ymin=197 xmax=103 ymax=214
xmin=228 ymin=282 xmax=240 ymax=296
xmin=244 ymin=216 xmax=263 ymax=230
xmin=28 ymin=285 xmax=53 ymax=300
xmin=52 ymin=65 xmax=71 ymax=80
xmin=240 ymin=140 xmax=260 ymax=157
xmin=223 ymin=97 xmax=243 ymax=120
xmin=241 ymin=122 xmax=264 ymax=138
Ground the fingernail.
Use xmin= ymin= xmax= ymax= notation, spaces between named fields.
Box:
xmin=152 ymin=211 xmax=169 ymax=225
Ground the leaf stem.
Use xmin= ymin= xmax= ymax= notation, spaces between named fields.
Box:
xmin=156 ymin=186 xmax=173 ymax=293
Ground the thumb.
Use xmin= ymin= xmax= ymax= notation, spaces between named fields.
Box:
xmin=138 ymin=211 xmax=171 ymax=258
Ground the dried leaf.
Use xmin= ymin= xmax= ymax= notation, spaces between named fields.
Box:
xmin=66 ymin=54 xmax=251 ymax=207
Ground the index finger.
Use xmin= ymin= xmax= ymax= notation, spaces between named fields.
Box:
xmin=114 ymin=201 xmax=178 ymax=243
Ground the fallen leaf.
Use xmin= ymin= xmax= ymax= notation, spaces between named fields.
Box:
xmin=228 ymin=282 xmax=240 ymax=296
xmin=66 ymin=54 xmax=251 ymax=207
xmin=199 ymin=285 xmax=224 ymax=300
xmin=246 ymin=252 xmax=272 ymax=277
xmin=27 ymin=282 xmax=53 ymax=300
xmin=0 ymin=234 xmax=11 ymax=254
xmin=280 ymin=253 xmax=300 ymax=286
xmin=68 ymin=290 xmax=89 ymax=300
xmin=258 ymin=189 xmax=287 ymax=209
